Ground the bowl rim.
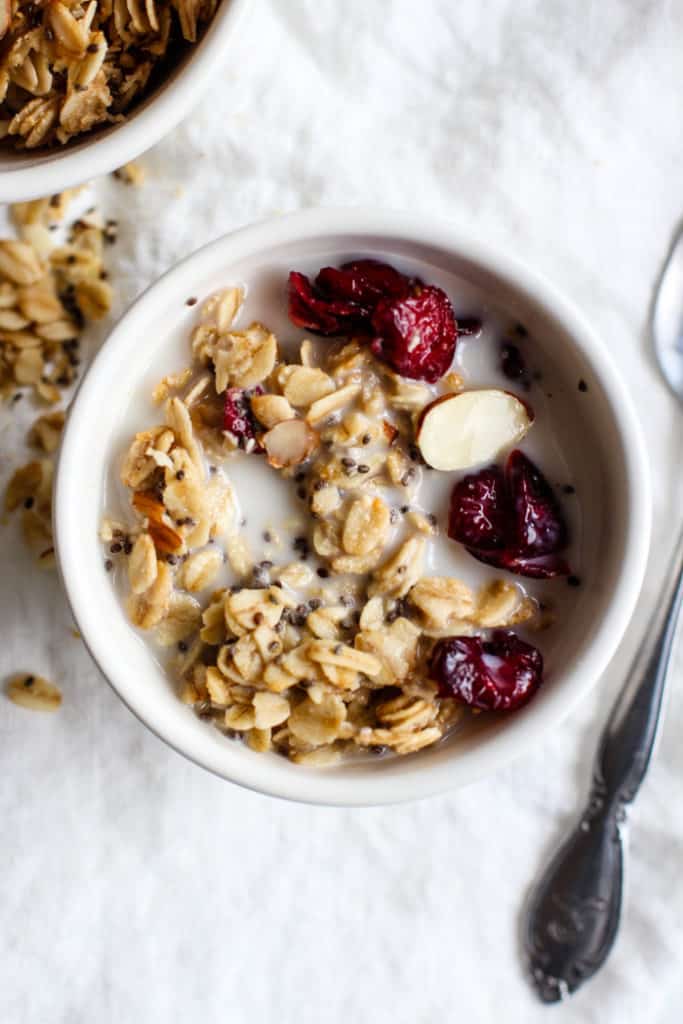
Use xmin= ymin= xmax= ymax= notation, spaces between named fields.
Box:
xmin=54 ymin=208 xmax=652 ymax=806
xmin=0 ymin=0 xmax=249 ymax=204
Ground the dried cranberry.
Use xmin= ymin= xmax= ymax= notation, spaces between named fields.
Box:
xmin=466 ymin=547 xmax=571 ymax=579
xmin=430 ymin=631 xmax=543 ymax=711
xmin=501 ymin=342 xmax=529 ymax=385
xmin=448 ymin=467 xmax=507 ymax=550
xmin=457 ymin=318 xmax=483 ymax=338
xmin=370 ymin=285 xmax=458 ymax=382
xmin=223 ymin=387 xmax=264 ymax=452
xmin=447 ymin=450 xmax=570 ymax=578
xmin=315 ymin=259 xmax=411 ymax=311
xmin=507 ymin=450 xmax=568 ymax=556
xmin=288 ymin=271 xmax=365 ymax=336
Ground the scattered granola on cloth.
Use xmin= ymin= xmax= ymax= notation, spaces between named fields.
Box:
xmin=0 ymin=192 xmax=112 ymax=403
xmin=107 ymin=286 xmax=541 ymax=766
xmin=0 ymin=0 xmax=221 ymax=150
xmin=3 ymin=407 xmax=66 ymax=569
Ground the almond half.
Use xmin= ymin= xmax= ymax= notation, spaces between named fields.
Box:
xmin=416 ymin=389 xmax=533 ymax=471
xmin=263 ymin=419 xmax=319 ymax=469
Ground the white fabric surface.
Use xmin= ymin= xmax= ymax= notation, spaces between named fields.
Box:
xmin=2 ymin=1 xmax=683 ymax=1021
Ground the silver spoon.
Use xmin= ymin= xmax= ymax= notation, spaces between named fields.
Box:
xmin=523 ymin=226 xmax=683 ymax=1002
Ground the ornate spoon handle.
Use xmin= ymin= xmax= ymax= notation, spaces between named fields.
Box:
xmin=524 ymin=527 xmax=683 ymax=1002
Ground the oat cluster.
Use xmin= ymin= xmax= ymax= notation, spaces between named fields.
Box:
xmin=4 ymin=408 xmax=66 ymax=568
xmin=107 ymin=288 xmax=540 ymax=764
xmin=0 ymin=193 xmax=112 ymax=403
xmin=0 ymin=0 xmax=220 ymax=149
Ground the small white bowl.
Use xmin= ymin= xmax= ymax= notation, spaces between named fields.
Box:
xmin=54 ymin=209 xmax=651 ymax=806
xmin=0 ymin=0 xmax=248 ymax=204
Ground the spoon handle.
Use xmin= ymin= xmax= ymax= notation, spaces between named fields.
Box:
xmin=524 ymin=526 xmax=683 ymax=1002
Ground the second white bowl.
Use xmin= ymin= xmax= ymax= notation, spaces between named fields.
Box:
xmin=0 ymin=0 xmax=248 ymax=204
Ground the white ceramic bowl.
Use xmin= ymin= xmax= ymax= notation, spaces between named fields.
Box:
xmin=54 ymin=209 xmax=651 ymax=806
xmin=0 ymin=0 xmax=248 ymax=204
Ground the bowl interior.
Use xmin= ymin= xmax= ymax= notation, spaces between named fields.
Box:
xmin=55 ymin=213 xmax=650 ymax=805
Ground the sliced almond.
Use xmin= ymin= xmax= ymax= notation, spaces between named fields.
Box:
xmin=132 ymin=491 xmax=184 ymax=554
xmin=263 ymin=419 xmax=319 ymax=469
xmin=253 ymin=692 xmax=290 ymax=730
xmin=250 ymin=393 xmax=296 ymax=429
xmin=417 ymin=389 xmax=533 ymax=471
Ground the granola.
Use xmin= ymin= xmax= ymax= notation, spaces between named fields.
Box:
xmin=104 ymin=272 xmax=557 ymax=766
xmin=0 ymin=0 xmax=220 ymax=150
xmin=0 ymin=192 xmax=112 ymax=404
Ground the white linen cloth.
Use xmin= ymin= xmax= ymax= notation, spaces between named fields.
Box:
xmin=2 ymin=2 xmax=683 ymax=1021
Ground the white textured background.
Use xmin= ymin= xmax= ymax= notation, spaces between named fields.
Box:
xmin=2 ymin=1 xmax=683 ymax=1021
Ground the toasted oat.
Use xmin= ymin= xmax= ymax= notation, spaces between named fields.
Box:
xmin=214 ymin=323 xmax=277 ymax=392
xmin=4 ymin=460 xmax=43 ymax=512
xmin=27 ymin=410 xmax=65 ymax=453
xmin=250 ymin=393 xmax=296 ymax=429
xmin=6 ymin=673 xmax=62 ymax=712
xmin=355 ymin=617 xmax=421 ymax=686
xmin=128 ymin=561 xmax=173 ymax=629
xmin=306 ymin=383 xmax=361 ymax=426
xmin=409 ymin=576 xmax=476 ymax=633
xmin=474 ymin=579 xmax=537 ymax=628
xmin=225 ymin=533 xmax=253 ymax=578
xmin=341 ymin=495 xmax=390 ymax=556
xmin=288 ymin=692 xmax=347 ymax=747
xmin=283 ymin=366 xmax=335 ymax=408
xmin=155 ymin=593 xmax=202 ymax=646
xmin=153 ymin=368 xmax=193 ymax=404
xmin=253 ymin=692 xmax=290 ymax=730
xmin=128 ymin=533 xmax=158 ymax=595
xmin=178 ymin=547 xmax=223 ymax=592
xmin=310 ymin=483 xmax=341 ymax=517
xmin=368 ymin=536 xmax=426 ymax=598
